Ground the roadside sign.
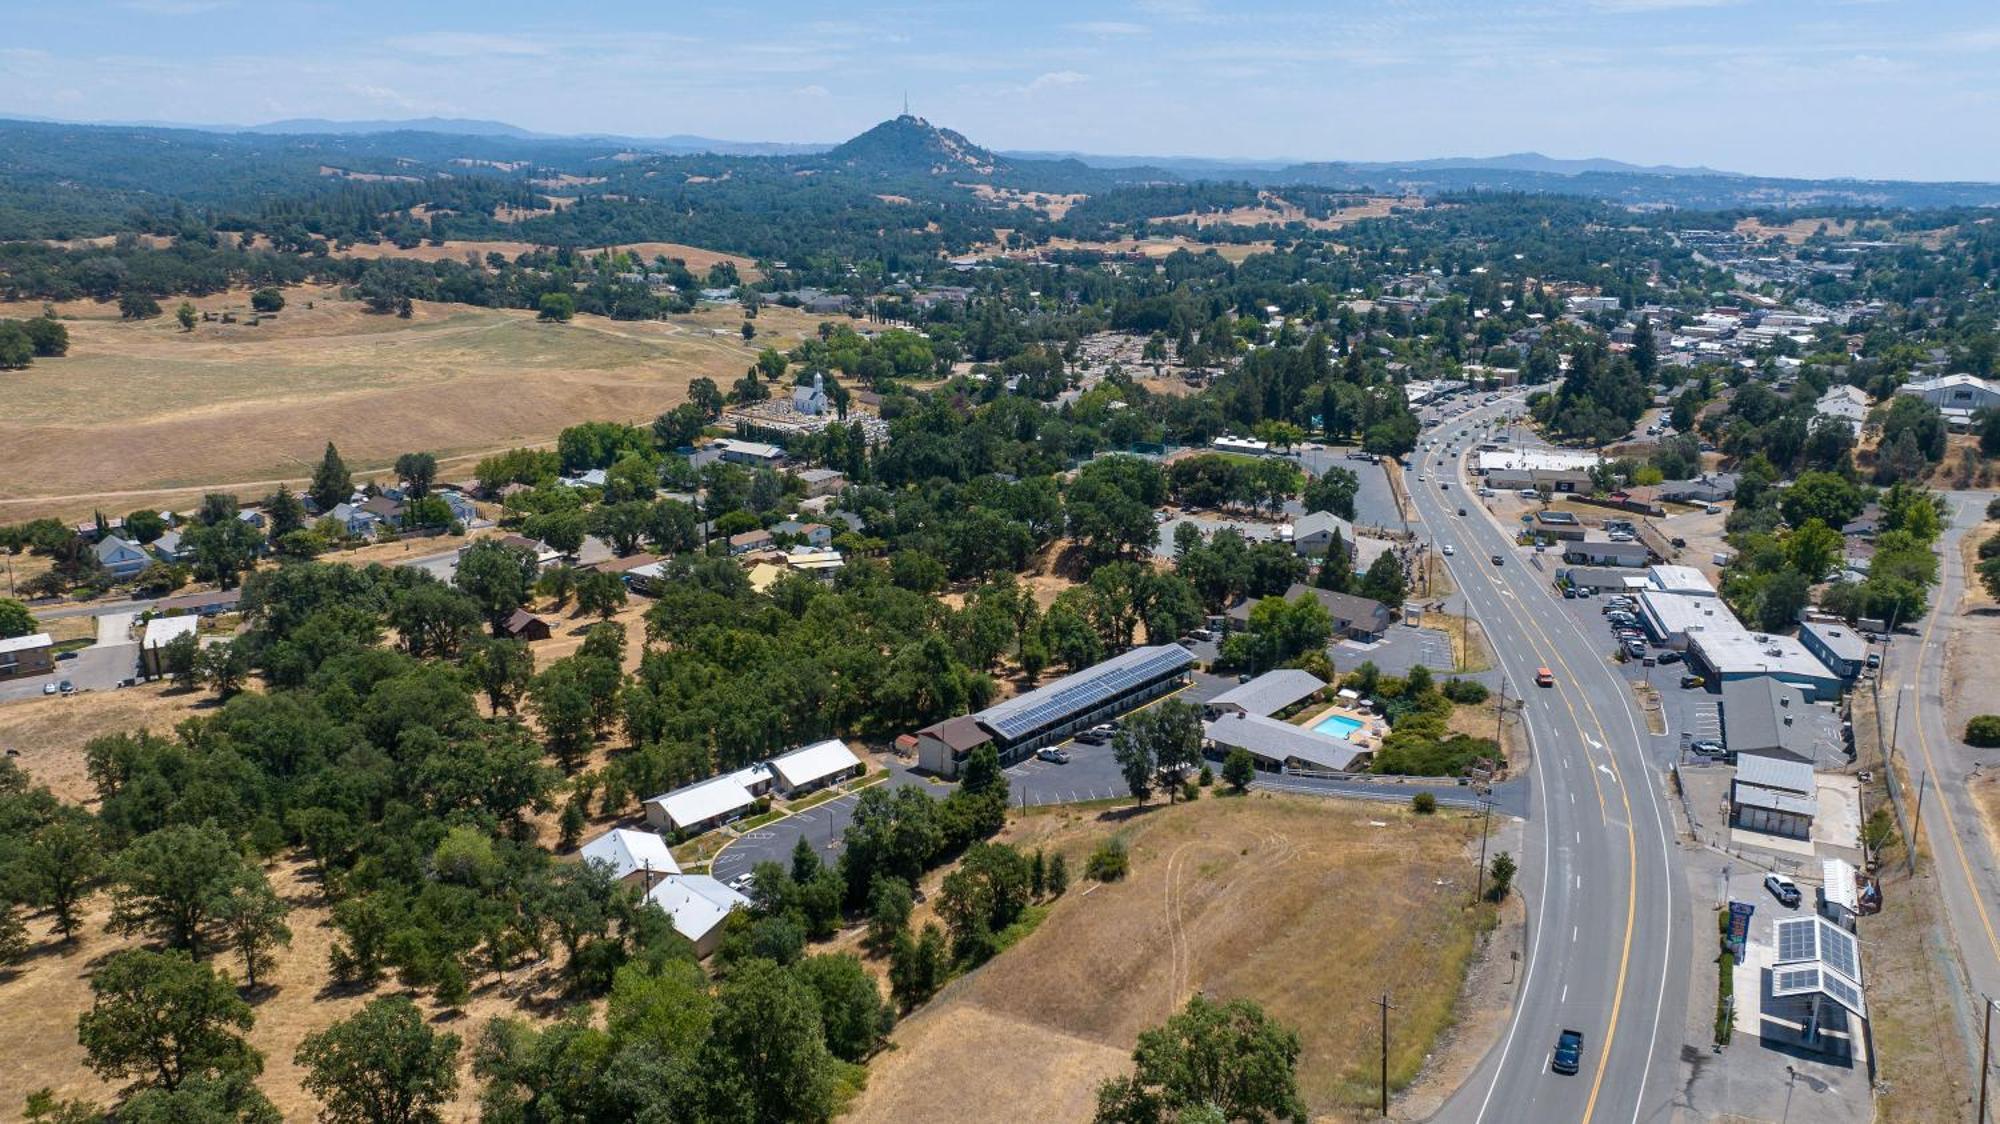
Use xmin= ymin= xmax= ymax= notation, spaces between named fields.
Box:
xmin=1727 ymin=900 xmax=1755 ymax=956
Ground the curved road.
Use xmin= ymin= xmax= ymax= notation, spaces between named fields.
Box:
xmin=1413 ymin=398 xmax=1690 ymax=1123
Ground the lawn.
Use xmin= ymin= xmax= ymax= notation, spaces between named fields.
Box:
xmin=849 ymin=792 xmax=1494 ymax=1121
xmin=0 ymin=288 xmax=824 ymax=521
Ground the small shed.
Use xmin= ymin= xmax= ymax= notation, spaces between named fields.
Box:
xmin=502 ymin=609 xmax=553 ymax=641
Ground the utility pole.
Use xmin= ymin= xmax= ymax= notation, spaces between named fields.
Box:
xmin=1911 ymin=771 xmax=1929 ymax=877
xmin=1980 ymin=995 xmax=1993 ymax=1123
xmin=1474 ymin=798 xmax=1494 ymax=904
xmin=1377 ymin=993 xmax=1395 ymax=1118
xmin=1889 ymin=686 xmax=1909 ymax=765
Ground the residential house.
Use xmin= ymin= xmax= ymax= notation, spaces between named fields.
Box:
xmin=495 ymin=535 xmax=563 ymax=566
xmin=1227 ymin=584 xmax=1392 ymax=642
xmin=772 ymin=520 xmax=833 ymax=548
xmin=728 ymin=529 xmax=775 ymax=555
xmin=784 ymin=547 xmax=845 ymax=580
xmin=644 ymin=766 xmax=774 ymax=834
xmin=439 ymin=491 xmax=479 ymax=525
xmin=93 ymin=535 xmax=152 ymax=579
xmin=501 ymin=610 xmax=553 ymax=642
xmin=716 ymin=438 xmax=786 ymax=466
xmin=1659 ymin=474 xmax=1738 ymax=505
xmin=0 ymin=634 xmax=55 ymax=680
xmin=1292 ymin=511 xmax=1355 ymax=558
xmin=150 ymin=529 xmax=187 ymax=564
xmin=327 ymin=503 xmax=385 ymax=540
xmin=794 ymin=468 xmax=847 ymax=497
xmin=139 ymin=615 xmax=201 ymax=677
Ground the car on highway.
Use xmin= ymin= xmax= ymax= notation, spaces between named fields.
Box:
xmin=1551 ymin=1028 xmax=1585 ymax=1075
xmin=1457 ymin=507 xmax=1467 ymax=516
xmin=1442 ymin=544 xmax=1454 ymax=556
xmin=1036 ymin=747 xmax=1071 ymax=764
xmin=1491 ymin=554 xmax=1504 ymax=565
xmin=1764 ymin=873 xmax=1802 ymax=908
xmin=1536 ymin=667 xmax=1555 ymax=688
xmin=1679 ymin=674 xmax=1706 ymax=689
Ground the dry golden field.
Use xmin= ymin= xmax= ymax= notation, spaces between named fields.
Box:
xmin=0 ymin=289 xmax=821 ymax=521
xmin=850 ymin=793 xmax=1495 ymax=1122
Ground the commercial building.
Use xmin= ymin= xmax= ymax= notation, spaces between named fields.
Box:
xmin=1202 ymin=669 xmax=1325 ymax=719
xmin=1720 ymin=678 xmax=1843 ymax=766
xmin=1896 ymin=373 xmax=2000 ymax=428
xmin=768 ymin=739 xmax=864 ymax=796
xmin=578 ymin=828 xmax=680 ymax=887
xmin=1637 ymin=589 xmax=1739 ymax=650
xmin=1770 ymin=915 xmax=1866 ymax=1043
xmin=1562 ymin=566 xmax=1650 ymax=595
xmin=1562 ymin=537 xmax=1652 ymax=568
xmin=1646 ymin=564 xmax=1717 ymax=598
xmin=715 ymin=438 xmax=787 ymax=466
xmin=1797 ymin=620 xmax=1868 ymax=681
xmin=645 ymin=875 xmax=751 ymax=957
xmin=913 ymin=644 xmax=1194 ymax=777
xmin=1201 ymin=711 xmax=1371 ymax=773
xmin=1225 ymin=584 xmax=1393 ymax=642
xmin=644 ymin=765 xmax=774 ymax=835
xmin=1211 ymin=434 xmax=1271 ymax=456
xmin=0 ymin=633 xmax=54 ymax=680
xmin=1730 ymin=753 xmax=1817 ymax=840
xmin=1689 ymin=629 xmax=1843 ymax=701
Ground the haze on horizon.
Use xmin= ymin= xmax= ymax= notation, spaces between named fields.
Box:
xmin=4 ymin=0 xmax=1998 ymax=182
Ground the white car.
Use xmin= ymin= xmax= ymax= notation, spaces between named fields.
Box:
xmin=1442 ymin=544 xmax=1455 ymax=556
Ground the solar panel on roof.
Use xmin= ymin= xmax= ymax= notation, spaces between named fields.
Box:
xmin=1818 ymin=923 xmax=1860 ymax=983
xmin=1772 ymin=967 xmax=1820 ymax=996
xmin=1821 ymin=974 xmax=1865 ymax=1016
xmin=1776 ymin=917 xmax=1818 ymax=963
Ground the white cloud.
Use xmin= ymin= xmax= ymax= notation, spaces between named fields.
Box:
xmin=383 ymin=33 xmax=553 ymax=59
xmin=795 ymin=84 xmax=830 ymax=98
xmin=1027 ymin=70 xmax=1088 ymax=91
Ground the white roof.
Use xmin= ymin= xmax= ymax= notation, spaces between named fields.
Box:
xmin=1639 ymin=589 xmax=1740 ymax=639
xmin=1736 ymin=752 xmax=1814 ymax=795
xmin=0 ymin=632 xmax=52 ymax=655
xmin=141 ymin=615 xmax=200 ymax=650
xmin=1694 ymin=629 xmax=1836 ymax=683
xmin=718 ymin=438 xmax=784 ymax=458
xmin=1646 ymin=565 xmax=1716 ymax=598
xmin=1476 ymin=448 xmax=1601 ymax=474
xmin=647 ymin=765 xmax=771 ymax=829
xmin=770 ymin=739 xmax=862 ymax=790
xmin=645 ymin=874 xmax=750 ymax=944
xmin=578 ymin=828 xmax=679 ymax=881
xmin=1822 ymin=858 xmax=1859 ymax=913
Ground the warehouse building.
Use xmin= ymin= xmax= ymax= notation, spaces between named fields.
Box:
xmin=1798 ymin=620 xmax=1869 ymax=681
xmin=914 ymin=645 xmax=1194 ymax=777
xmin=1637 ymin=590 xmax=1738 ymax=650
xmin=1730 ymin=753 xmax=1818 ymax=840
xmin=1690 ymin=630 xmax=1843 ymax=701
xmin=1720 ymin=678 xmax=1844 ymax=766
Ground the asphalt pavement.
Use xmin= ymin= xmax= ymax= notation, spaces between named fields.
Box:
xmin=1412 ymin=395 xmax=1691 ymax=1124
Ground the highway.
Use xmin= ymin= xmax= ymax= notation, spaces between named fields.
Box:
xmin=1411 ymin=397 xmax=1691 ymax=1124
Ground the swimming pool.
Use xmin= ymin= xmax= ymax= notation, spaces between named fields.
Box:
xmin=1312 ymin=713 xmax=1365 ymax=739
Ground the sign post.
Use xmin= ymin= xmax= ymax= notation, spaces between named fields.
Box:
xmin=1727 ymin=900 xmax=1755 ymax=958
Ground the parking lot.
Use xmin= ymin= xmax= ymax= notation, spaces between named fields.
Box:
xmin=1334 ymin=623 xmax=1457 ymax=678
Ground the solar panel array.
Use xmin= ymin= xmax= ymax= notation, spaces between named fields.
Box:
xmin=1775 ymin=917 xmax=1820 ymax=964
xmin=1771 ymin=915 xmax=1867 ymax=1018
xmin=1772 ymin=967 xmax=1821 ymax=997
xmin=980 ymin=646 xmax=1192 ymax=742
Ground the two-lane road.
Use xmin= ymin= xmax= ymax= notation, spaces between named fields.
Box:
xmin=1411 ymin=400 xmax=1689 ymax=1123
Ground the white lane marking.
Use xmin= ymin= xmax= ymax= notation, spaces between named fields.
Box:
xmin=1598 ymin=764 xmax=1615 ymax=778
xmin=1570 ymin=792 xmax=1575 ymax=803
xmin=1562 ymin=984 xmax=1569 ymax=1003
xmin=1572 ymin=925 xmax=1578 ymax=942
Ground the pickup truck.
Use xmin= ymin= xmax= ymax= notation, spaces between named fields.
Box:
xmin=1551 ymin=1028 xmax=1585 ymax=1075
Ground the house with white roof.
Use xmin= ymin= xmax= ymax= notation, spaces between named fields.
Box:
xmin=768 ymin=739 xmax=864 ymax=795
xmin=643 ymin=765 xmax=774 ymax=835
xmin=645 ymin=874 xmax=751 ymax=957
xmin=139 ymin=615 xmax=201 ymax=678
xmin=578 ymin=828 xmax=680 ymax=887
xmin=1814 ymin=385 xmax=1870 ymax=435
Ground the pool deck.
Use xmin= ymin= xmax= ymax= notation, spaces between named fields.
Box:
xmin=1299 ymin=703 xmax=1386 ymax=747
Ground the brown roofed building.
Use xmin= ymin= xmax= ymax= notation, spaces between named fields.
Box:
xmin=502 ymin=609 xmax=553 ymax=641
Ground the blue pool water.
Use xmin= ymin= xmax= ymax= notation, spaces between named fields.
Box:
xmin=1312 ymin=713 xmax=1365 ymax=739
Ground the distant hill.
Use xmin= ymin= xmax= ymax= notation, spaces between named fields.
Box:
xmin=1347 ymin=152 xmax=1737 ymax=178
xmin=247 ymin=116 xmax=542 ymax=138
xmin=824 ymin=115 xmax=1006 ymax=176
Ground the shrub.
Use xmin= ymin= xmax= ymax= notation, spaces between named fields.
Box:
xmin=1967 ymin=715 xmax=2000 ymax=748
xmin=1441 ymin=678 xmax=1490 ymax=705
xmin=1197 ymin=764 xmax=1214 ymax=787
xmin=1411 ymin=792 xmax=1437 ymax=814
xmin=1086 ymin=838 xmax=1130 ymax=882
xmin=1485 ymin=851 xmax=1515 ymax=901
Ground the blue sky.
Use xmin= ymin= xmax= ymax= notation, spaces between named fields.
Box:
xmin=4 ymin=0 xmax=1997 ymax=180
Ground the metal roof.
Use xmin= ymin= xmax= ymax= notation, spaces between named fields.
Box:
xmin=578 ymin=828 xmax=680 ymax=881
xmin=1772 ymin=915 xmax=1865 ymax=1018
xmin=1205 ymin=669 xmax=1326 ymax=718
xmin=0 ymin=633 xmax=53 ymax=655
xmin=770 ymin=739 xmax=862 ymax=789
xmin=1822 ymin=858 xmax=1860 ymax=913
xmin=1732 ymin=783 xmax=1818 ymax=817
xmin=1721 ymin=679 xmax=1832 ymax=762
xmin=646 ymin=765 xmax=772 ymax=829
xmin=977 ymin=645 xmax=1193 ymax=743
xmin=645 ymin=874 xmax=750 ymax=943
xmin=1735 ymin=752 xmax=1814 ymax=794
xmin=1202 ymin=712 xmax=1368 ymax=772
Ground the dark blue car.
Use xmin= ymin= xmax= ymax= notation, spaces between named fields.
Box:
xmin=1552 ymin=1028 xmax=1584 ymax=1075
